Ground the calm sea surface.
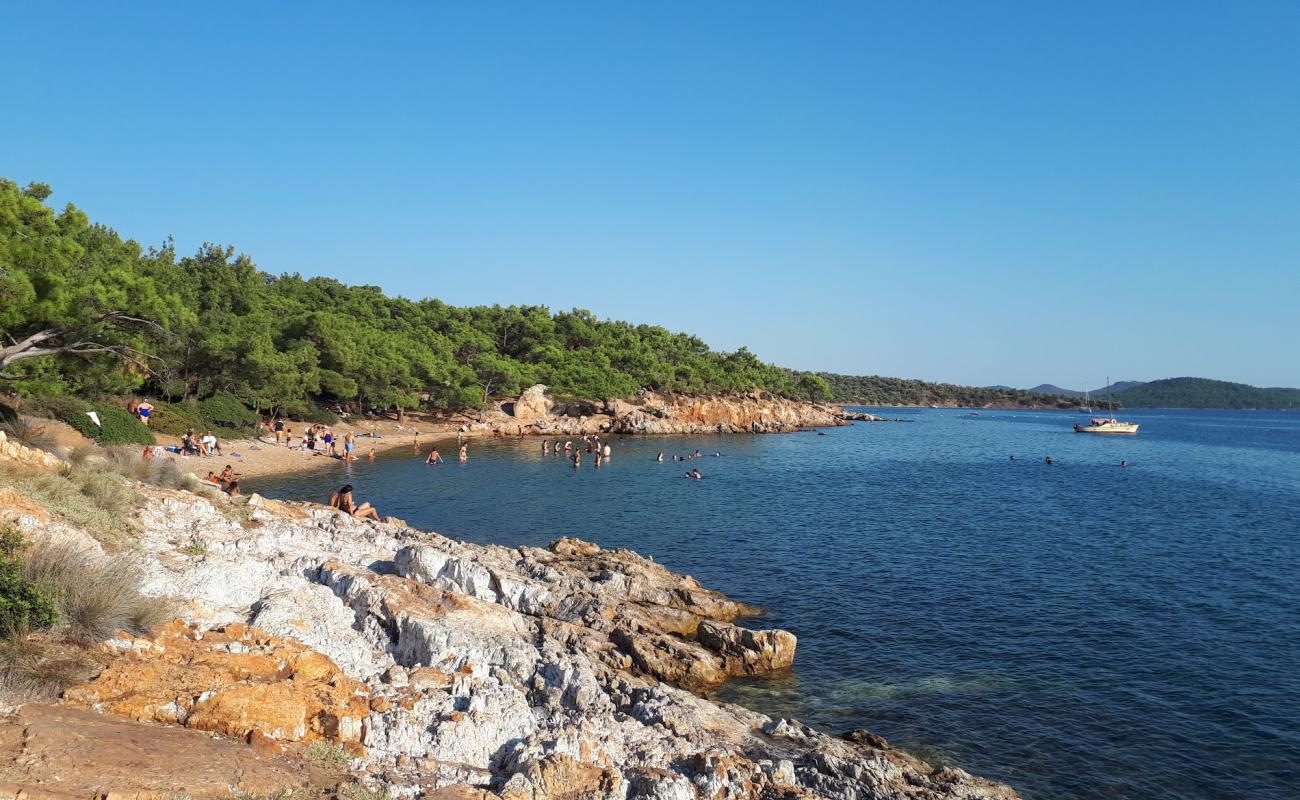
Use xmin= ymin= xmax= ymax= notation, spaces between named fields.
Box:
xmin=255 ymin=408 xmax=1300 ymax=800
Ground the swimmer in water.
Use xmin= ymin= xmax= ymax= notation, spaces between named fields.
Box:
xmin=1009 ymin=454 xmax=1016 ymax=461
xmin=368 ymin=448 xmax=376 ymax=462
xmin=684 ymin=468 xmax=702 ymax=480
xmin=656 ymin=452 xmax=664 ymax=462
xmin=1044 ymin=456 xmax=1053 ymax=465
xmin=426 ymin=448 xmax=442 ymax=465
xmin=1120 ymin=460 xmax=1128 ymax=468
xmin=459 ymin=444 xmax=468 ymax=463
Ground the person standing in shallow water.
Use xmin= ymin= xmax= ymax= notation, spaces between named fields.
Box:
xmin=459 ymin=443 xmax=468 ymax=463
xmin=426 ymin=447 xmax=442 ymax=464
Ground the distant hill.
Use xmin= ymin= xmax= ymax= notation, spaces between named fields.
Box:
xmin=1028 ymin=381 xmax=1144 ymax=398
xmin=1112 ymin=378 xmax=1300 ymax=410
xmin=820 ymin=373 xmax=1075 ymax=408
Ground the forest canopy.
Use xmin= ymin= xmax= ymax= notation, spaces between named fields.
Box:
xmin=0 ymin=179 xmax=830 ymax=414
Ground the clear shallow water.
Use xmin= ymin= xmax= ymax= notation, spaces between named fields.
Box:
xmin=255 ymin=408 xmax=1300 ymax=800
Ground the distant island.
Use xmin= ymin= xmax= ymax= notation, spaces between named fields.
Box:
xmin=1027 ymin=381 xmax=1145 ymax=398
xmin=1108 ymin=378 xmax=1300 ymax=410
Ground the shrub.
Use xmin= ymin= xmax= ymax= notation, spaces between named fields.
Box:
xmin=198 ymin=393 xmax=260 ymax=431
xmin=60 ymin=404 xmax=154 ymax=446
xmin=147 ymin=400 xmax=206 ymax=437
xmin=0 ymin=529 xmax=60 ymax=635
xmin=21 ymin=394 xmax=90 ymax=421
xmin=297 ymin=406 xmax=339 ymax=426
xmin=20 ymin=538 xmax=171 ymax=640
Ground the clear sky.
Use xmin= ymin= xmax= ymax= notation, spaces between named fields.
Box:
xmin=3 ymin=2 xmax=1297 ymax=388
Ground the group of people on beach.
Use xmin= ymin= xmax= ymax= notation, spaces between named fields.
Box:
xmin=204 ymin=464 xmax=241 ymax=495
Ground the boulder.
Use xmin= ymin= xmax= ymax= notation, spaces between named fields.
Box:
xmin=62 ymin=620 xmax=370 ymax=752
xmin=512 ymin=384 xmax=552 ymax=422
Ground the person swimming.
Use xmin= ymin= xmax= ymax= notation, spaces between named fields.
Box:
xmin=656 ymin=452 xmax=664 ymax=462
xmin=426 ymin=448 xmax=442 ymax=464
xmin=459 ymin=444 xmax=468 ymax=463
xmin=1044 ymin=456 xmax=1054 ymax=465
xmin=685 ymin=468 xmax=702 ymax=480
xmin=1120 ymin=460 xmax=1128 ymax=468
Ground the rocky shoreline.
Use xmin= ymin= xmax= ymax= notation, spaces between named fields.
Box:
xmin=463 ymin=386 xmax=858 ymax=437
xmin=0 ymin=432 xmax=1016 ymax=799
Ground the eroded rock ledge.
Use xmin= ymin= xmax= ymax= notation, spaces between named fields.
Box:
xmin=0 ymin=476 xmax=1018 ymax=799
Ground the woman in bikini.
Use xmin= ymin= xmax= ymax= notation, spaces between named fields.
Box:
xmin=329 ymin=484 xmax=380 ymax=520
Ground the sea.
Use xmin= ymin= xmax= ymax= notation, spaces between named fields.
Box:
xmin=254 ymin=407 xmax=1300 ymax=800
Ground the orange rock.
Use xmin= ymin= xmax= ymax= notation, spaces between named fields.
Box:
xmin=61 ymin=621 xmax=370 ymax=752
xmin=0 ymin=487 xmax=50 ymax=523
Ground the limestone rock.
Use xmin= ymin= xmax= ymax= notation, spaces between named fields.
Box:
xmin=512 ymin=384 xmax=553 ymax=423
xmin=66 ymin=474 xmax=1020 ymax=800
xmin=695 ymin=619 xmax=797 ymax=676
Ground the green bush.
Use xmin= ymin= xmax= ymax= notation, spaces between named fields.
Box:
xmin=198 ymin=393 xmax=260 ymax=431
xmin=147 ymin=401 xmax=206 ymax=437
xmin=21 ymin=395 xmax=90 ymax=421
xmin=0 ymin=529 xmax=60 ymax=635
xmin=60 ymin=404 xmax=155 ymax=445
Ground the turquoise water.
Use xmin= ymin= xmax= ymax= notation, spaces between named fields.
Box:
xmin=255 ymin=408 xmax=1300 ymax=800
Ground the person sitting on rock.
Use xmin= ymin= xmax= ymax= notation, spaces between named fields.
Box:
xmin=329 ymin=484 xmax=380 ymax=520
xmin=218 ymin=464 xmax=240 ymax=495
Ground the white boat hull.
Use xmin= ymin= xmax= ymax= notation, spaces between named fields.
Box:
xmin=1074 ymin=421 xmax=1139 ymax=434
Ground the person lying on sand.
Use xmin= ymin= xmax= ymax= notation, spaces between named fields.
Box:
xmin=329 ymin=484 xmax=380 ymax=520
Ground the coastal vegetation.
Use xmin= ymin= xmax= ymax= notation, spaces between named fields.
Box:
xmin=1110 ymin=377 xmax=1300 ymax=410
xmin=0 ymin=178 xmax=830 ymax=416
xmin=818 ymin=372 xmax=1078 ymax=408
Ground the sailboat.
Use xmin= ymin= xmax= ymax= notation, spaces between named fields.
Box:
xmin=1074 ymin=377 xmax=1138 ymax=434
xmin=1078 ymin=379 xmax=1093 ymax=413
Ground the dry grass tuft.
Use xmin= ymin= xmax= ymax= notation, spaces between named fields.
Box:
xmin=21 ymin=538 xmax=173 ymax=641
xmin=0 ymin=632 xmax=112 ymax=702
xmin=0 ymin=418 xmax=57 ymax=452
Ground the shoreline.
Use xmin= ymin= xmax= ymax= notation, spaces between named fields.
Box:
xmin=0 ymin=429 xmax=1021 ymax=798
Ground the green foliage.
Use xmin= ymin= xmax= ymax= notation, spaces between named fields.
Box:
xmin=11 ymin=178 xmax=1051 ymax=414
xmin=20 ymin=394 xmax=90 ymax=421
xmin=1112 ymin=377 xmax=1300 ymax=410
xmin=146 ymin=400 xmax=206 ymax=436
xmin=59 ymin=404 xmax=154 ymax=445
xmin=196 ymin=393 xmax=260 ymax=431
xmin=0 ymin=529 xmax=60 ymax=635
xmin=819 ymin=373 xmax=1078 ymax=409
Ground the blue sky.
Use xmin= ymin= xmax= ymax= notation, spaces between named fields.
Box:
xmin=3 ymin=2 xmax=1297 ymax=388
